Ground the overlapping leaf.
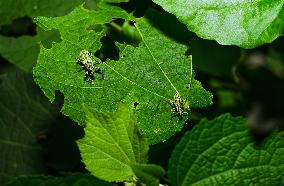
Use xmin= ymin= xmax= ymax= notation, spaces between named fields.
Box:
xmin=0 ymin=0 xmax=86 ymax=72
xmin=77 ymin=106 xmax=164 ymax=185
xmin=34 ymin=5 xmax=212 ymax=144
xmin=153 ymin=0 xmax=284 ymax=48
xmin=168 ymin=114 xmax=284 ymax=186
xmin=0 ymin=70 xmax=58 ymax=185
xmin=0 ymin=29 xmax=60 ymax=72
xmin=0 ymin=0 xmax=84 ymax=26
xmin=7 ymin=173 xmax=111 ymax=186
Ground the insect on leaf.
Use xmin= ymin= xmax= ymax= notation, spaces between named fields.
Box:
xmin=33 ymin=5 xmax=212 ymax=144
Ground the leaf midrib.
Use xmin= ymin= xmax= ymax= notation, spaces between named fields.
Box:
xmin=134 ymin=22 xmax=179 ymax=95
xmin=95 ymin=115 xmax=132 ymax=163
xmin=0 ymin=138 xmax=42 ymax=150
xmin=79 ymin=141 xmax=132 ymax=170
xmin=104 ymin=63 xmax=170 ymax=101
xmin=0 ymin=104 xmax=34 ymax=138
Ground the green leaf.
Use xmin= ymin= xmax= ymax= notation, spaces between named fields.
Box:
xmin=187 ymin=79 xmax=213 ymax=108
xmin=0 ymin=29 xmax=60 ymax=72
xmin=0 ymin=35 xmax=39 ymax=72
xmin=152 ymin=0 xmax=284 ymax=49
xmin=77 ymin=106 xmax=164 ymax=184
xmin=168 ymin=114 xmax=284 ymax=186
xmin=132 ymin=164 xmax=165 ymax=186
xmin=33 ymin=6 xmax=212 ymax=144
xmin=101 ymin=0 xmax=129 ymax=3
xmin=0 ymin=0 xmax=84 ymax=72
xmin=7 ymin=173 xmax=112 ymax=186
xmin=0 ymin=0 xmax=84 ymax=26
xmin=0 ymin=69 xmax=58 ymax=185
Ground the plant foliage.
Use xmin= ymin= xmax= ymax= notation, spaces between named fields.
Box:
xmin=0 ymin=70 xmax=58 ymax=185
xmin=0 ymin=0 xmax=84 ymax=26
xmin=1 ymin=0 xmax=284 ymax=185
xmin=33 ymin=4 xmax=212 ymax=144
xmin=7 ymin=173 xmax=111 ymax=186
xmin=153 ymin=0 xmax=284 ymax=48
xmin=77 ymin=106 xmax=164 ymax=185
xmin=168 ymin=114 xmax=284 ymax=186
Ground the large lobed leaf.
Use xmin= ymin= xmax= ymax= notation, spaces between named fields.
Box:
xmin=34 ymin=5 xmax=212 ymax=144
xmin=77 ymin=106 xmax=164 ymax=185
xmin=168 ymin=114 xmax=284 ymax=186
xmin=0 ymin=70 xmax=58 ymax=185
xmin=153 ymin=0 xmax=284 ymax=48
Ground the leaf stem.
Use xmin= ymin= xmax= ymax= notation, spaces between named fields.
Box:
xmin=109 ymin=22 xmax=122 ymax=32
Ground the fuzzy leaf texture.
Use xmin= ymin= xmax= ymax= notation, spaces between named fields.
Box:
xmin=153 ymin=0 xmax=284 ymax=49
xmin=168 ymin=114 xmax=284 ymax=186
xmin=7 ymin=173 xmax=111 ymax=186
xmin=77 ymin=106 xmax=165 ymax=184
xmin=33 ymin=5 xmax=212 ymax=144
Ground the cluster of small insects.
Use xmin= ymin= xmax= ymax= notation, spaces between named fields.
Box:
xmin=170 ymin=92 xmax=190 ymax=119
xmin=76 ymin=50 xmax=104 ymax=84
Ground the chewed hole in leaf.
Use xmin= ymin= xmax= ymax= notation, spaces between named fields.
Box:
xmin=40 ymin=29 xmax=62 ymax=49
xmin=109 ymin=19 xmax=141 ymax=46
xmin=52 ymin=90 xmax=64 ymax=111
xmin=94 ymin=35 xmax=120 ymax=62
xmin=87 ymin=24 xmax=104 ymax=32
xmin=129 ymin=20 xmax=136 ymax=25
xmin=185 ymin=48 xmax=192 ymax=56
xmin=94 ymin=19 xmax=141 ymax=62
xmin=121 ymin=20 xmax=142 ymax=46
xmin=115 ymin=0 xmax=159 ymax=18
xmin=184 ymin=84 xmax=190 ymax=89
xmin=134 ymin=101 xmax=139 ymax=109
